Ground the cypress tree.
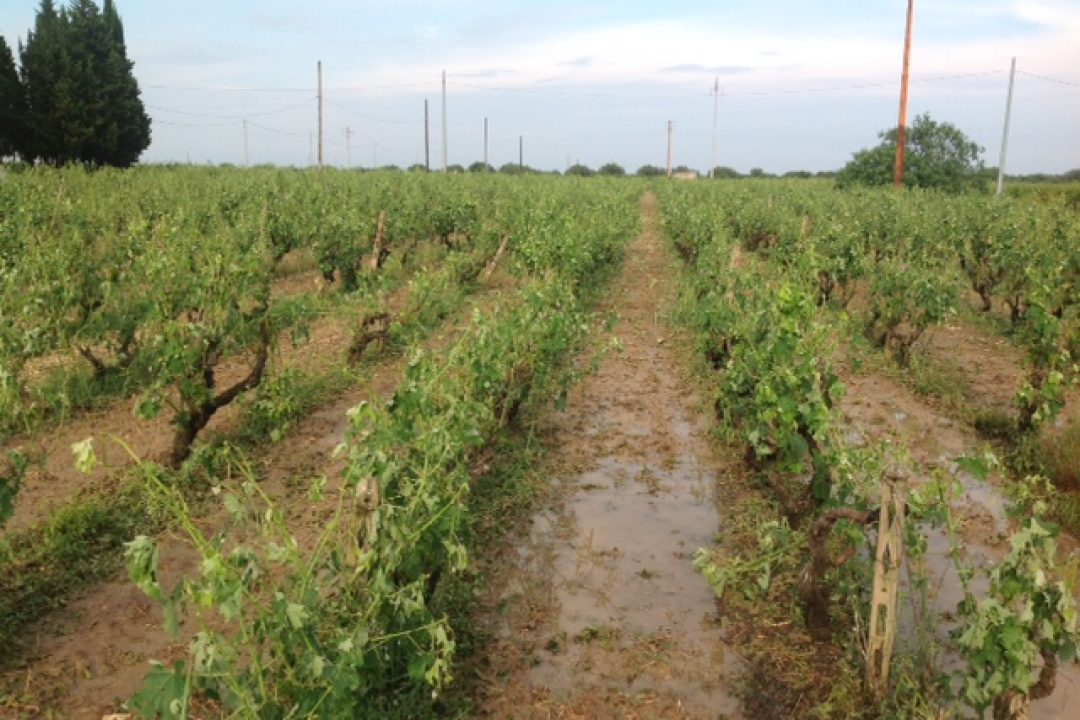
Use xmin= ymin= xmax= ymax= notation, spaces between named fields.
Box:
xmin=14 ymin=0 xmax=149 ymax=166
xmin=18 ymin=0 xmax=78 ymax=164
xmin=66 ymin=0 xmax=112 ymax=164
xmin=100 ymin=0 xmax=150 ymax=166
xmin=0 ymin=35 xmax=25 ymax=158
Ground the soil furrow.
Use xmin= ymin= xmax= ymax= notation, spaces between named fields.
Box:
xmin=475 ymin=193 xmax=743 ymax=718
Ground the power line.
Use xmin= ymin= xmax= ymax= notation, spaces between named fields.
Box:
xmin=448 ymin=70 xmax=1009 ymax=101
xmin=1017 ymin=70 xmax=1080 ymax=89
xmin=154 ymin=119 xmax=238 ymax=129
xmin=324 ymin=99 xmax=420 ymax=125
xmin=144 ymin=81 xmax=438 ymax=93
xmin=246 ymin=120 xmax=307 ymax=137
xmin=145 ymin=99 xmax=313 ymax=120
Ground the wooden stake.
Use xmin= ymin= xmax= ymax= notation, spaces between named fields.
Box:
xmin=867 ymin=474 xmax=905 ymax=697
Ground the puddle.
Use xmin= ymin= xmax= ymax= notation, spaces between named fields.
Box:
xmin=513 ymin=437 xmax=742 ymax=716
xmin=479 ymin=195 xmax=742 ymax=717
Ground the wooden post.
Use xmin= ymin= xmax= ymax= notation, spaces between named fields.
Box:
xmin=666 ymin=120 xmax=673 ymax=177
xmin=892 ymin=0 xmax=915 ymax=188
xmin=867 ymin=475 xmax=905 ymax=697
xmin=996 ymin=57 xmax=1017 ymax=197
xmin=709 ymin=78 xmax=719 ymax=178
xmin=317 ymin=60 xmax=324 ymax=170
xmin=424 ymin=99 xmax=430 ymax=171
xmin=441 ymin=70 xmax=448 ymax=171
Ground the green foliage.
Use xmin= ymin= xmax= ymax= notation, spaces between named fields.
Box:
xmin=836 ymin=113 xmax=984 ymax=192
xmin=693 ymin=519 xmax=802 ymax=601
xmin=117 ymin=173 xmax=637 ymax=716
xmin=0 ymin=36 xmax=25 ymax=157
xmin=710 ymin=166 xmax=741 ymax=179
xmin=13 ymin=0 xmax=149 ymax=166
xmin=636 ymin=164 xmax=665 ymax=177
xmin=953 ymin=518 xmax=1080 ymax=715
xmin=597 ymin=162 xmax=625 ymax=177
xmin=565 ymin=163 xmax=594 ymax=177
xmin=0 ymin=450 xmax=28 ymax=528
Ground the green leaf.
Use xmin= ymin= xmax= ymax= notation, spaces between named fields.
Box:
xmin=286 ymin=602 xmax=308 ymax=629
xmin=129 ymin=661 xmax=188 ymax=719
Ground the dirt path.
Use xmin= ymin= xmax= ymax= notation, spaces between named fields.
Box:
xmin=474 ymin=193 xmax=743 ymax=719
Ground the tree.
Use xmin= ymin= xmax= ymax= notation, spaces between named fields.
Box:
xmin=19 ymin=0 xmax=74 ymax=165
xmin=14 ymin=0 xmax=149 ymax=166
xmin=597 ymin=162 xmax=625 ymax=177
xmin=0 ymin=36 xmax=25 ymax=158
xmin=836 ymin=113 xmax=984 ymax=192
xmin=636 ymin=164 xmax=664 ymax=177
xmin=565 ymin=163 xmax=593 ymax=177
xmin=99 ymin=0 xmax=150 ymax=166
xmin=467 ymin=161 xmax=494 ymax=173
xmin=498 ymin=162 xmax=526 ymax=175
xmin=710 ymin=166 xmax=740 ymax=179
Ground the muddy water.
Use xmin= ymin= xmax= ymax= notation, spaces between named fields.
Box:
xmin=841 ymin=370 xmax=1080 ymax=718
xmin=519 ymin=433 xmax=741 ymax=716
xmin=478 ymin=194 xmax=742 ymax=718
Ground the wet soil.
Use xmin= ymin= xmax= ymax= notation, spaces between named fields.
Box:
xmin=917 ymin=319 xmax=1026 ymax=419
xmin=475 ymin=194 xmax=743 ymax=719
xmin=836 ymin=360 xmax=1080 ymax=719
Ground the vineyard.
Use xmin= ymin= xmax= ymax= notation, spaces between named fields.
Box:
xmin=0 ymin=168 xmax=1078 ymax=719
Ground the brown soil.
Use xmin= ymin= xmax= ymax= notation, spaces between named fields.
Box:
xmin=917 ymin=319 xmax=1026 ymax=418
xmin=0 ymin=276 xmax=506 ymax=719
xmin=1 ymin=306 xmax=357 ymax=535
xmin=473 ymin=193 xmax=743 ymax=719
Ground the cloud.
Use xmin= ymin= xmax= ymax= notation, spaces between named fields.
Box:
xmin=559 ymin=56 xmax=594 ymax=67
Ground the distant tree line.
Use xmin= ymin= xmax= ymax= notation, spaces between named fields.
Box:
xmin=0 ymin=0 xmax=150 ymax=166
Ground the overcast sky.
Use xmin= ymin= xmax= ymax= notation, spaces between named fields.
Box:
xmin=3 ymin=0 xmax=1079 ymax=172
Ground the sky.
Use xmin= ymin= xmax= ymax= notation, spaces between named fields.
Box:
xmin=2 ymin=0 xmax=1079 ymax=173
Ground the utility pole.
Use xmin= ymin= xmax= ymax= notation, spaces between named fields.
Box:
xmin=423 ymin=99 xmax=431 ymax=171
xmin=483 ymin=117 xmax=489 ymax=169
xmin=666 ymin=120 xmax=673 ymax=177
xmin=441 ymin=70 xmax=448 ymax=171
xmin=317 ymin=60 xmax=324 ymax=170
xmin=996 ymin=57 xmax=1017 ymax=197
xmin=345 ymin=126 xmax=353 ymax=168
xmin=519 ymin=135 xmax=524 ymax=168
xmin=709 ymin=78 xmax=719 ymax=178
xmin=308 ymin=132 xmax=313 ymax=166
xmin=243 ymin=118 xmax=250 ymax=168
xmin=892 ymin=0 xmax=915 ymax=188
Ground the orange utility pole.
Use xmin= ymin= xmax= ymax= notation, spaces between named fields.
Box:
xmin=893 ymin=0 xmax=915 ymax=188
